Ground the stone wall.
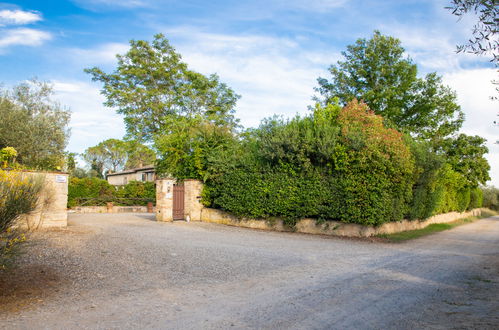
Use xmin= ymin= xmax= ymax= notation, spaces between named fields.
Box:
xmin=184 ymin=179 xmax=204 ymax=222
xmin=156 ymin=178 xmax=175 ymax=221
xmin=21 ymin=172 xmax=68 ymax=229
xmin=201 ymin=207 xmax=482 ymax=237
xmin=70 ymin=205 xmax=154 ymax=213
xmin=156 ymin=179 xmax=484 ymax=237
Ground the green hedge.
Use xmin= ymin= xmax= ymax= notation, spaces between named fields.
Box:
xmin=204 ymin=101 xmax=416 ymax=226
xmin=202 ymin=101 xmax=482 ymax=226
xmin=68 ymin=178 xmax=155 ymax=207
xmin=482 ymin=186 xmax=499 ymax=210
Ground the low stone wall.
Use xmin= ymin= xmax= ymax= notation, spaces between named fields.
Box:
xmin=201 ymin=208 xmax=483 ymax=237
xmin=70 ymin=205 xmax=154 ymax=213
xmin=19 ymin=172 xmax=68 ymax=229
xmin=155 ymin=178 xmax=484 ymax=237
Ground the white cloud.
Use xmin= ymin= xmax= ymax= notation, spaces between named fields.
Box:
xmin=52 ymin=80 xmax=126 ymax=153
xmin=443 ymin=68 xmax=499 ymax=187
xmin=68 ymin=42 xmax=129 ymax=66
xmin=284 ymin=0 xmax=348 ymax=12
xmin=0 ymin=28 xmax=51 ymax=50
xmin=164 ymin=28 xmax=336 ymax=127
xmin=379 ymin=23 xmax=488 ymax=73
xmin=71 ymin=0 xmax=148 ymax=10
xmin=0 ymin=9 xmax=42 ymax=26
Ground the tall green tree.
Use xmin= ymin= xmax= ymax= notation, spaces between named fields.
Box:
xmin=86 ymin=34 xmax=240 ymax=179
xmin=315 ymin=31 xmax=464 ymax=141
xmin=0 ymin=80 xmax=71 ymax=170
xmin=441 ymin=133 xmax=490 ymax=187
xmin=85 ymin=34 xmax=239 ymax=142
xmin=124 ymin=140 xmax=156 ymax=169
xmin=83 ymin=139 xmax=156 ymax=177
xmin=83 ymin=139 xmax=128 ymax=176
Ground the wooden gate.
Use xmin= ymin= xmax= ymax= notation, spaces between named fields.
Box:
xmin=172 ymin=183 xmax=185 ymax=220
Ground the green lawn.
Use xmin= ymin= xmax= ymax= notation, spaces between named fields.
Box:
xmin=378 ymin=210 xmax=497 ymax=242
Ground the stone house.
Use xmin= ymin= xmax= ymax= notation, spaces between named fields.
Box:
xmin=106 ymin=165 xmax=156 ymax=186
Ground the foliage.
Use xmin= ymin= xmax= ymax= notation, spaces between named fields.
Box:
xmin=82 ymin=139 xmax=156 ymax=178
xmin=406 ymin=139 xmax=445 ymax=220
xmin=155 ymin=116 xmax=237 ymax=181
xmin=469 ymin=187 xmax=483 ymax=209
xmin=64 ymin=152 xmax=77 ymax=173
xmin=440 ymin=133 xmax=490 ymax=187
xmin=68 ymin=178 xmax=155 ymax=207
xmin=446 ymin=0 xmax=499 ymax=64
xmin=205 ymin=101 xmax=416 ymax=226
xmin=433 ymin=164 xmax=471 ymax=213
xmin=0 ymin=170 xmax=42 ymax=270
xmin=379 ymin=216 xmax=480 ymax=242
xmin=86 ymin=34 xmax=239 ymax=180
xmin=0 ymin=80 xmax=71 ymax=170
xmin=82 ymin=139 xmax=127 ymax=177
xmin=67 ymin=177 xmax=114 ymax=208
xmin=315 ymin=31 xmax=464 ymax=141
xmin=482 ymin=185 xmax=499 ymax=210
xmin=115 ymin=181 xmax=156 ymax=205
xmin=85 ymin=33 xmax=239 ymax=142
xmin=0 ymin=147 xmax=17 ymax=168
xmin=125 ymin=140 xmax=156 ymax=169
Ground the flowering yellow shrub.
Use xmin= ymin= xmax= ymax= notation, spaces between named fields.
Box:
xmin=0 ymin=169 xmax=42 ymax=270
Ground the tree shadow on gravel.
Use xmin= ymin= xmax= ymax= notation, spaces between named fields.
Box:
xmin=0 ymin=264 xmax=66 ymax=314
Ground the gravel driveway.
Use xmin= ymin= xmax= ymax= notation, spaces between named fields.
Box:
xmin=1 ymin=213 xmax=498 ymax=329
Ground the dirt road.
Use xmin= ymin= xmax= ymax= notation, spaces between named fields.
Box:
xmin=1 ymin=213 xmax=498 ymax=329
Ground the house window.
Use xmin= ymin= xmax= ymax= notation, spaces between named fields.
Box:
xmin=123 ymin=177 xmax=128 ymax=185
xmin=142 ymin=173 xmax=147 ymax=181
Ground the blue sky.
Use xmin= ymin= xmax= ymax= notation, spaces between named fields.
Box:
xmin=1 ymin=0 xmax=498 ymax=185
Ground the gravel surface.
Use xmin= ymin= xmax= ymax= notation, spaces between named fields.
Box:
xmin=1 ymin=213 xmax=498 ymax=329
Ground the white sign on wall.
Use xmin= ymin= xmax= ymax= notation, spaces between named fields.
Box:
xmin=55 ymin=175 xmax=67 ymax=183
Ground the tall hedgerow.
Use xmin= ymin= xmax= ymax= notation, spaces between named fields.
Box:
xmin=205 ymin=100 xmax=416 ymax=226
xmin=67 ymin=178 xmax=155 ymax=207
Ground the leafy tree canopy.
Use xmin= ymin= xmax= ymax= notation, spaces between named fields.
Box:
xmin=446 ymin=0 xmax=498 ymax=64
xmin=315 ymin=31 xmax=464 ymax=142
xmin=0 ymin=80 xmax=71 ymax=170
xmin=85 ymin=34 xmax=240 ymax=142
xmin=441 ymin=133 xmax=491 ymax=187
xmin=82 ymin=139 xmax=156 ymax=178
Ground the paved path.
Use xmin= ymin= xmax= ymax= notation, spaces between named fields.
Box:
xmin=1 ymin=213 xmax=498 ymax=329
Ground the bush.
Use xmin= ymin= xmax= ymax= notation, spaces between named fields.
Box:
xmin=482 ymin=186 xmax=499 ymax=210
xmin=0 ymin=170 xmax=42 ymax=270
xmin=468 ymin=187 xmax=483 ymax=210
xmin=205 ymin=101 xmax=415 ymax=226
xmin=115 ymin=181 xmax=156 ymax=206
xmin=407 ymin=140 xmax=445 ymax=220
xmin=68 ymin=177 xmax=114 ymax=207
xmin=68 ymin=178 xmax=155 ymax=207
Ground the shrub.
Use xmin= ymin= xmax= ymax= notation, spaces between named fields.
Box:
xmin=482 ymin=186 xmax=499 ymax=210
xmin=115 ymin=181 xmax=156 ymax=205
xmin=433 ymin=164 xmax=470 ymax=214
xmin=67 ymin=177 xmax=114 ymax=207
xmin=205 ymin=101 xmax=415 ymax=226
xmin=406 ymin=140 xmax=444 ymax=220
xmin=0 ymin=170 xmax=42 ymax=270
xmin=468 ymin=187 xmax=483 ymax=210
xmin=68 ymin=178 xmax=155 ymax=207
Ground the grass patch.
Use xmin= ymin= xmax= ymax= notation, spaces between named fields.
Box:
xmin=378 ymin=212 xmax=495 ymax=242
